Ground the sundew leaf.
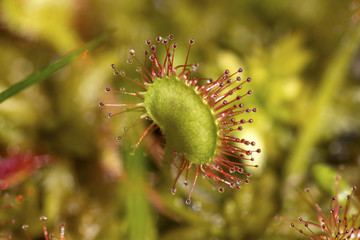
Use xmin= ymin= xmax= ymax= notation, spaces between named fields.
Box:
xmin=0 ymin=33 xmax=108 ymax=104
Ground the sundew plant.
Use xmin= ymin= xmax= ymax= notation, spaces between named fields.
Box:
xmin=100 ymin=35 xmax=261 ymax=204
xmin=0 ymin=0 xmax=360 ymax=239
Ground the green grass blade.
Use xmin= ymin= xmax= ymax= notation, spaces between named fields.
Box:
xmin=284 ymin=21 xmax=360 ymax=184
xmin=124 ymin=146 xmax=156 ymax=240
xmin=0 ymin=33 xmax=108 ymax=104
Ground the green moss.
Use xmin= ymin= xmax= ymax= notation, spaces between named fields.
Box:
xmin=143 ymin=76 xmax=218 ymax=165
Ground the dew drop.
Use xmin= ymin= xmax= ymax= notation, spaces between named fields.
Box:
xmin=189 ymin=39 xmax=195 ymax=45
xmin=108 ymin=113 xmax=113 ymax=118
xmin=116 ymin=136 xmax=122 ymax=141
xmin=237 ymin=68 xmax=243 ymax=73
xmin=129 ymin=49 xmax=135 ymax=56
xmin=99 ymin=102 xmax=105 ymax=107
xmin=146 ymin=40 xmax=151 ymax=45
xmin=186 ymin=199 xmax=191 ymax=205
xmin=171 ymin=188 xmax=176 ymax=195
xmin=111 ymin=64 xmax=116 ymax=69
xmin=218 ymin=187 xmax=224 ymax=193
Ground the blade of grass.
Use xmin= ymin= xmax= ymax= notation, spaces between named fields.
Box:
xmin=124 ymin=145 xmax=156 ymax=240
xmin=284 ymin=20 xmax=360 ymax=185
xmin=0 ymin=33 xmax=108 ymax=104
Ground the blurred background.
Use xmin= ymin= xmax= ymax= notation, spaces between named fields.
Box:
xmin=0 ymin=0 xmax=360 ymax=239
